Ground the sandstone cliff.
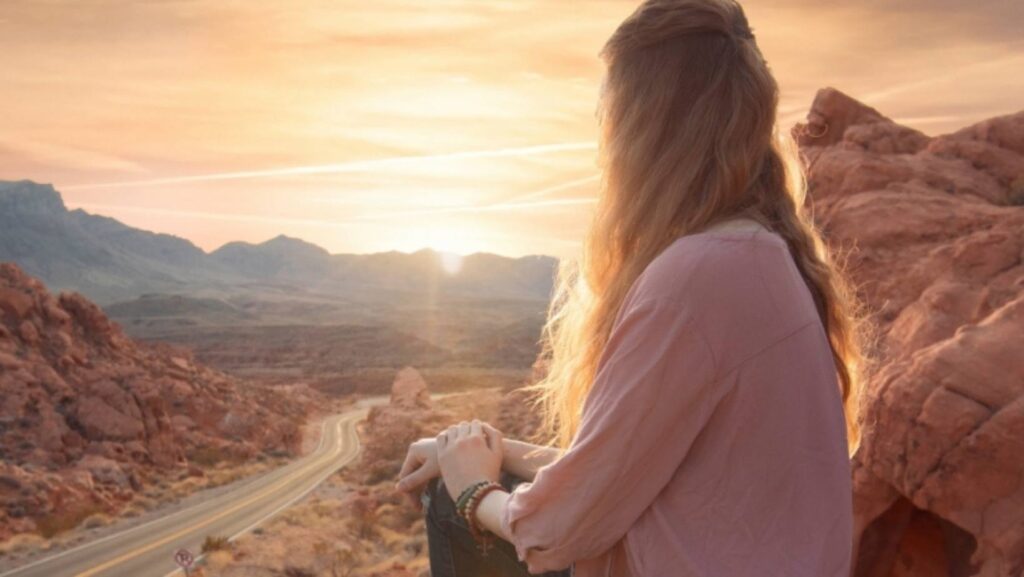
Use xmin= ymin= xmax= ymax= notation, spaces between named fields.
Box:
xmin=795 ymin=88 xmax=1024 ymax=577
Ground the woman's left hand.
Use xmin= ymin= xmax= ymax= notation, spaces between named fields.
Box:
xmin=437 ymin=419 xmax=504 ymax=501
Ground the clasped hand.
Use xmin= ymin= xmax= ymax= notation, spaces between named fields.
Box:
xmin=396 ymin=419 xmax=504 ymax=508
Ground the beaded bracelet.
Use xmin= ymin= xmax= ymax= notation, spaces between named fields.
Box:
xmin=455 ymin=480 xmax=490 ymax=515
xmin=456 ymin=480 xmax=504 ymax=555
xmin=465 ymin=482 xmax=503 ymax=555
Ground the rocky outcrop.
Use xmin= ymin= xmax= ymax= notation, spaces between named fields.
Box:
xmin=795 ymin=88 xmax=1024 ymax=577
xmin=356 ymin=368 xmax=508 ymax=489
xmin=0 ymin=264 xmax=310 ymax=539
xmin=389 ymin=367 xmax=432 ymax=410
xmin=359 ymin=368 xmax=444 ymax=486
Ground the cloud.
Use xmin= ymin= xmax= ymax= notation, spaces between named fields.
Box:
xmin=62 ymin=142 xmax=597 ymax=190
xmin=2 ymin=0 xmax=1022 ymax=257
xmin=0 ymin=138 xmax=145 ymax=174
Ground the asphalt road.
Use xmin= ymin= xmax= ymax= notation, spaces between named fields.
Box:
xmin=0 ymin=404 xmax=374 ymax=577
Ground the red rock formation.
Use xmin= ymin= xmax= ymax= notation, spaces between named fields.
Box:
xmin=796 ymin=88 xmax=1024 ymax=577
xmin=356 ymin=367 xmax=513 ymax=492
xmin=359 ymin=368 xmax=447 ymax=486
xmin=389 ymin=367 xmax=432 ymax=410
xmin=0 ymin=264 xmax=310 ymax=539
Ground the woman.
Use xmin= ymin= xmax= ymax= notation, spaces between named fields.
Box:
xmin=396 ymin=0 xmax=863 ymax=575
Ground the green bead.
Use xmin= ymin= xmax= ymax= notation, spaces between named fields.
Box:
xmin=455 ymin=480 xmax=488 ymax=513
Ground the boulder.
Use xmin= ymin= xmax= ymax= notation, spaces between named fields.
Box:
xmin=389 ymin=367 xmax=432 ymax=410
xmin=797 ymin=87 xmax=1024 ymax=577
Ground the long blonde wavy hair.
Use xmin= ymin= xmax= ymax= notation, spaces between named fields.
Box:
xmin=526 ymin=0 xmax=864 ymax=456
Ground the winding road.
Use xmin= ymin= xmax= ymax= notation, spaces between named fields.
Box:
xmin=1 ymin=403 xmax=376 ymax=577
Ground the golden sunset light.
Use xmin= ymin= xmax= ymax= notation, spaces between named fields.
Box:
xmin=0 ymin=2 xmax=1022 ymax=574
xmin=2 ymin=0 xmax=1021 ymax=257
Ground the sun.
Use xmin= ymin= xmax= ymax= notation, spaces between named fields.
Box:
xmin=423 ymin=228 xmax=472 ymax=275
xmin=388 ymin=224 xmax=481 ymax=272
xmin=438 ymin=251 xmax=464 ymax=275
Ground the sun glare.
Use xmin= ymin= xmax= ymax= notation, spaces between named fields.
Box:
xmin=439 ymin=251 xmax=464 ymax=276
xmin=389 ymin=222 xmax=485 ymax=258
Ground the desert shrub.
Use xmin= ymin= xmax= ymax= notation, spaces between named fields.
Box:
xmin=1010 ymin=177 xmax=1024 ymax=206
xmin=364 ymin=411 xmax=424 ymax=462
xmin=133 ymin=496 xmax=157 ymax=511
xmin=0 ymin=533 xmax=45 ymax=557
xmin=201 ymin=535 xmax=231 ymax=554
xmin=364 ymin=459 xmax=399 ymax=485
xmin=187 ymin=445 xmax=242 ymax=468
xmin=168 ymin=476 xmax=206 ymax=499
xmin=347 ymin=496 xmax=379 ymax=540
xmin=35 ymin=503 xmax=106 ymax=538
xmin=81 ymin=513 xmax=111 ymax=529
xmin=121 ymin=496 xmax=156 ymax=520
xmin=312 ymin=542 xmax=357 ymax=577
xmin=202 ymin=549 xmax=235 ymax=572
xmin=329 ymin=549 xmax=357 ymax=577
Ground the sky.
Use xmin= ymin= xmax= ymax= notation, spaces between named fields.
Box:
xmin=1 ymin=0 xmax=1022 ymax=258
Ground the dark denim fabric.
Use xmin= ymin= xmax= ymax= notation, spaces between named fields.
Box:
xmin=424 ymin=471 xmax=573 ymax=577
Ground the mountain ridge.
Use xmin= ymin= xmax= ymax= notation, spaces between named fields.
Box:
xmin=0 ymin=180 xmax=559 ymax=305
xmin=0 ymin=179 xmax=555 ymax=261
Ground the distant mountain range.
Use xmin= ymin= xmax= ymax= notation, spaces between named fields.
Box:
xmin=0 ymin=180 xmax=558 ymax=306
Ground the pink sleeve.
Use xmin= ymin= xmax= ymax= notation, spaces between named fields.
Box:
xmin=499 ymin=296 xmax=721 ymax=573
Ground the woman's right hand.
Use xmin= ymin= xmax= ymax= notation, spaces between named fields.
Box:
xmin=396 ymin=437 xmax=440 ymax=510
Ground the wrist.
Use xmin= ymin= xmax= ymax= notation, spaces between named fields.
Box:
xmin=455 ymin=480 xmax=491 ymax=513
xmin=456 ymin=480 xmax=505 ymax=555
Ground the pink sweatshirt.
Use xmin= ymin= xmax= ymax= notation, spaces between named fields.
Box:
xmin=500 ymin=227 xmax=853 ymax=577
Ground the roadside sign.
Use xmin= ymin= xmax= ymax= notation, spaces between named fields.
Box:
xmin=174 ymin=548 xmax=195 ymax=574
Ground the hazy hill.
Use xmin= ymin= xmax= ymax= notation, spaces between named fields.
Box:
xmin=210 ymin=234 xmax=333 ymax=281
xmin=0 ymin=180 xmax=559 ymax=306
xmin=0 ymin=181 xmax=228 ymax=303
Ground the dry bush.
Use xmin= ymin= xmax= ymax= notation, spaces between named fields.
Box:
xmin=312 ymin=541 xmax=357 ymax=577
xmin=203 ymin=549 xmax=235 ymax=572
xmin=347 ymin=496 xmax=379 ymax=541
xmin=81 ymin=512 xmax=112 ymax=529
xmin=133 ymin=495 xmax=157 ymax=511
xmin=201 ymin=535 xmax=232 ymax=554
xmin=188 ymin=446 xmax=243 ymax=468
xmin=34 ymin=502 xmax=107 ymax=538
xmin=168 ymin=476 xmax=206 ymax=498
xmin=120 ymin=494 xmax=157 ymax=519
xmin=0 ymin=533 xmax=45 ymax=557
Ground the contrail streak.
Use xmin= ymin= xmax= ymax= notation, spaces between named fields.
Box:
xmin=502 ymin=174 xmax=601 ymax=203
xmin=858 ymin=52 xmax=1024 ymax=104
xmin=781 ymin=51 xmax=1024 ymax=128
xmin=62 ymin=142 xmax=598 ymax=191
xmin=348 ymin=174 xmax=601 ymax=221
xmin=72 ymin=197 xmax=597 ymax=226
xmin=352 ymin=196 xmax=596 ymax=221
